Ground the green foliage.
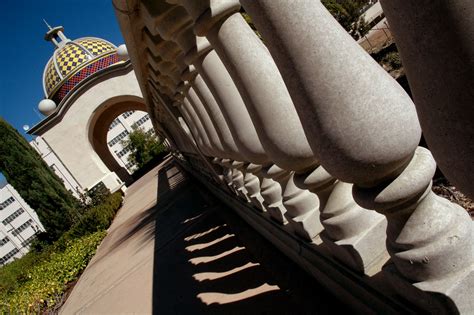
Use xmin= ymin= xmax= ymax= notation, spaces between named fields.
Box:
xmin=0 ymin=118 xmax=79 ymax=240
xmin=321 ymin=0 xmax=370 ymax=40
xmin=77 ymin=184 xmax=111 ymax=214
xmin=60 ymin=192 xmax=122 ymax=243
xmin=0 ymin=191 xmax=122 ymax=312
xmin=0 ymin=231 xmax=106 ymax=313
xmin=0 ymin=251 xmax=48 ymax=296
xmin=121 ymin=126 xmax=166 ymax=170
xmin=382 ymin=51 xmax=402 ymax=70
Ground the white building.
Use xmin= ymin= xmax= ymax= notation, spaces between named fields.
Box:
xmin=30 ymin=136 xmax=83 ymax=198
xmin=30 ymin=109 xmax=154 ymax=197
xmin=106 ymin=110 xmax=154 ymax=174
xmin=0 ymin=183 xmax=45 ymax=266
xmin=28 ymin=24 xmax=158 ymax=193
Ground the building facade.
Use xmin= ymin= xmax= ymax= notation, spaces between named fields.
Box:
xmin=0 ymin=183 xmax=45 ymax=266
xmin=30 ymin=136 xmax=83 ymax=198
xmin=28 ymin=24 xmax=159 ymax=193
xmin=30 ymin=109 xmax=154 ymax=197
xmin=106 ymin=110 xmax=154 ymax=173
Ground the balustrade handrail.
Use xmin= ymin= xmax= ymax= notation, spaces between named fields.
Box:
xmin=113 ymin=1 xmax=474 ymax=313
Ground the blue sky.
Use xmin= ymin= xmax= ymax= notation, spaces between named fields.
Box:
xmin=0 ymin=0 xmax=125 ymax=140
xmin=0 ymin=0 xmax=126 ymax=184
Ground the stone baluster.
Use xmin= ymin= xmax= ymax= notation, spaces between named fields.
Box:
xmin=191 ymin=73 xmax=243 ymax=162
xmin=169 ymin=93 xmax=209 ymax=157
xmin=379 ymin=1 xmax=474 ymax=199
xmin=140 ymin=1 xmax=291 ymax=218
xmin=150 ymin=69 xmax=217 ymax=160
xmin=240 ymin=0 xmax=473 ymax=311
xmin=174 ymin=0 xmax=324 ymax=240
xmin=191 ymin=47 xmax=288 ymax=218
xmin=143 ymin=3 xmax=269 ymax=210
xmin=176 ymin=116 xmax=193 ymax=145
xmin=181 ymin=76 xmax=254 ymax=199
xmin=180 ymin=95 xmax=215 ymax=157
xmin=168 ymin=117 xmax=192 ymax=153
xmin=182 ymin=81 xmax=226 ymax=158
xmin=144 ymin=23 xmax=249 ymax=197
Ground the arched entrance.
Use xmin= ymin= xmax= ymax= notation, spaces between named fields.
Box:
xmin=88 ymin=96 xmax=148 ymax=184
xmin=29 ymin=64 xmax=158 ymax=194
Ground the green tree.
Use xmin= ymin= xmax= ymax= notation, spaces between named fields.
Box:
xmin=322 ymin=0 xmax=370 ymax=40
xmin=121 ymin=126 xmax=165 ymax=169
xmin=0 ymin=118 xmax=78 ymax=240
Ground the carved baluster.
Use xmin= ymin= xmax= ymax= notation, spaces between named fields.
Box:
xmin=238 ymin=0 xmax=393 ymax=272
xmin=355 ymin=147 xmax=473 ymax=312
xmin=142 ymin=8 xmax=255 ymax=201
xmin=182 ymin=82 xmax=226 ymax=158
xmin=241 ymin=0 xmax=473 ymax=311
xmin=176 ymin=116 xmax=194 ymax=147
xmin=176 ymin=0 xmax=325 ymax=240
xmin=150 ymin=5 xmax=268 ymax=207
xmin=380 ymin=1 xmax=474 ymax=199
xmin=175 ymin=94 xmax=212 ymax=157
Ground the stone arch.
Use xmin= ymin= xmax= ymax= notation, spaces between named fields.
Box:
xmin=87 ymin=95 xmax=148 ymax=184
xmin=30 ymin=64 xmax=157 ymax=193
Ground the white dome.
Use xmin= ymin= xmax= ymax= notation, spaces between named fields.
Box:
xmin=38 ymin=99 xmax=57 ymax=116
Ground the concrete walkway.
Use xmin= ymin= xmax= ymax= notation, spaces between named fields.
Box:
xmin=61 ymin=157 xmax=346 ymax=314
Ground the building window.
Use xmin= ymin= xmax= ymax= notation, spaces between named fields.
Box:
xmin=109 ymin=118 xmax=121 ymax=130
xmin=135 ymin=114 xmax=150 ymax=127
xmin=0 ymin=197 xmax=15 ymax=210
xmin=0 ymin=236 xmax=10 ymax=246
xmin=2 ymin=208 xmax=25 ymax=225
xmin=21 ymin=234 xmax=37 ymax=247
xmin=116 ymin=146 xmax=131 ymax=158
xmin=108 ymin=130 xmax=130 ymax=147
xmin=121 ymin=111 xmax=134 ymax=119
xmin=0 ymin=248 xmax=19 ymax=265
xmin=11 ymin=219 xmax=33 ymax=236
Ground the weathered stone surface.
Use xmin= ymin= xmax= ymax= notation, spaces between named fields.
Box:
xmin=380 ymin=0 xmax=474 ymax=199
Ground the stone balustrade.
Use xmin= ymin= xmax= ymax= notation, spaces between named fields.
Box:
xmin=113 ymin=0 xmax=473 ymax=313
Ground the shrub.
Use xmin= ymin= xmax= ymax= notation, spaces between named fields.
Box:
xmin=57 ymin=191 xmax=122 ymax=246
xmin=382 ymin=51 xmax=402 ymax=70
xmin=0 ymin=192 xmax=122 ymax=312
xmin=0 ymin=231 xmax=106 ymax=313
xmin=0 ymin=251 xmax=48 ymax=296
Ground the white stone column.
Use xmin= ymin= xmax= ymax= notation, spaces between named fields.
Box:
xmin=183 ymin=82 xmax=226 ymax=158
xmin=191 ymin=73 xmax=244 ymax=162
xmin=379 ymin=0 xmax=474 ymax=199
xmin=192 ymin=48 xmax=290 ymax=217
xmin=240 ymin=0 xmax=473 ymax=311
xmin=145 ymin=4 xmax=270 ymax=210
xmin=173 ymin=95 xmax=210 ymax=157
xmin=176 ymin=0 xmax=325 ymax=240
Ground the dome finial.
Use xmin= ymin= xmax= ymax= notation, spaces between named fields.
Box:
xmin=44 ymin=23 xmax=70 ymax=49
xmin=43 ymin=19 xmax=52 ymax=30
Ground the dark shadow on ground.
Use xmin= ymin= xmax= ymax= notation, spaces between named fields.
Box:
xmin=87 ymin=158 xmax=350 ymax=313
xmin=145 ymin=160 xmax=350 ymax=314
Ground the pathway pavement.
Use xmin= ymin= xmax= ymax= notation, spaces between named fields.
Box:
xmin=60 ymin=157 xmax=347 ymax=314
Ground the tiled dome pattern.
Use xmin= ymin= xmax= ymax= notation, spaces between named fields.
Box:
xmin=44 ymin=59 xmax=61 ymax=94
xmin=77 ymin=39 xmax=115 ymax=56
xmin=44 ymin=38 xmax=117 ymax=97
xmin=55 ymin=43 xmax=89 ymax=77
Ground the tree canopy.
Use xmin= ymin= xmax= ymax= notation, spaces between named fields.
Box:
xmin=0 ymin=118 xmax=78 ymax=240
xmin=121 ymin=126 xmax=165 ymax=170
xmin=321 ymin=0 xmax=370 ymax=40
